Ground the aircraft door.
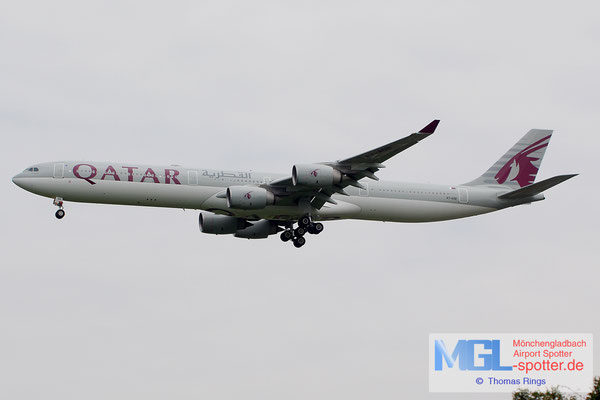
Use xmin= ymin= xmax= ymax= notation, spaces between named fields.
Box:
xmin=458 ymin=187 xmax=468 ymax=203
xmin=53 ymin=163 xmax=64 ymax=178
xmin=188 ymin=170 xmax=198 ymax=185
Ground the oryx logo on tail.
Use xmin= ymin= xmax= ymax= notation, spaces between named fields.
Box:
xmin=495 ymin=135 xmax=551 ymax=187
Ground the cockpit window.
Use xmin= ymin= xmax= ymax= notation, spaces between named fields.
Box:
xmin=33 ymin=167 xmax=39 ymax=172
xmin=24 ymin=167 xmax=40 ymax=172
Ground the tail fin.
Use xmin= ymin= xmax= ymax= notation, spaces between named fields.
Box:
xmin=465 ymin=129 xmax=553 ymax=188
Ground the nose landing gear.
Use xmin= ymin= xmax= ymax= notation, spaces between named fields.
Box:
xmin=53 ymin=197 xmax=65 ymax=219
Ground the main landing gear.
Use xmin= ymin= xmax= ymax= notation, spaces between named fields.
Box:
xmin=53 ymin=197 xmax=65 ymax=219
xmin=279 ymin=216 xmax=323 ymax=248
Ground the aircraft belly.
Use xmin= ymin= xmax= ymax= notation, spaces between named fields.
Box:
xmin=346 ymin=197 xmax=495 ymax=222
xmin=21 ymin=179 xmax=493 ymax=222
xmin=200 ymin=197 xmax=362 ymax=220
xmin=23 ymin=178 xmax=217 ymax=209
xmin=315 ymin=200 xmax=362 ymax=219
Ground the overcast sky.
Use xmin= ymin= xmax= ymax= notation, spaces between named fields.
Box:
xmin=1 ymin=1 xmax=599 ymax=399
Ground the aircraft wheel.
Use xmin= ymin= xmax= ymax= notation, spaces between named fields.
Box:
xmin=298 ymin=216 xmax=311 ymax=228
xmin=294 ymin=226 xmax=306 ymax=237
xmin=293 ymin=236 xmax=306 ymax=248
xmin=280 ymin=230 xmax=293 ymax=242
xmin=312 ymin=222 xmax=324 ymax=234
xmin=55 ymin=209 xmax=65 ymax=219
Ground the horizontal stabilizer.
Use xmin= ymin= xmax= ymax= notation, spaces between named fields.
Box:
xmin=498 ymin=174 xmax=577 ymax=200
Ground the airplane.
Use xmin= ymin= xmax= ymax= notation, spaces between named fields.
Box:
xmin=12 ymin=121 xmax=576 ymax=248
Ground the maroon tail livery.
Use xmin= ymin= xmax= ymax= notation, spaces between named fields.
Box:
xmin=465 ymin=129 xmax=552 ymax=189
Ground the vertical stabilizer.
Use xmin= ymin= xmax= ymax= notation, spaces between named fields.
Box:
xmin=465 ymin=129 xmax=552 ymax=188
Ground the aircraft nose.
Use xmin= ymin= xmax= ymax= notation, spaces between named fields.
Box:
xmin=12 ymin=173 xmax=25 ymax=188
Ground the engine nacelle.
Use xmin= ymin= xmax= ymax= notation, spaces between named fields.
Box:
xmin=292 ymin=164 xmax=342 ymax=187
xmin=199 ymin=213 xmax=247 ymax=235
xmin=234 ymin=220 xmax=281 ymax=239
xmin=226 ymin=186 xmax=275 ymax=210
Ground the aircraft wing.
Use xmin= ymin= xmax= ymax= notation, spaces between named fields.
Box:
xmin=336 ymin=119 xmax=440 ymax=167
xmin=268 ymin=120 xmax=440 ymax=209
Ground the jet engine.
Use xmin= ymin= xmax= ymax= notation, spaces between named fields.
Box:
xmin=292 ymin=164 xmax=342 ymax=187
xmin=226 ymin=186 xmax=275 ymax=210
xmin=234 ymin=220 xmax=281 ymax=239
xmin=199 ymin=213 xmax=248 ymax=234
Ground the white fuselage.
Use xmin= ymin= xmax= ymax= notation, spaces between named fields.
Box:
xmin=12 ymin=161 xmax=521 ymax=223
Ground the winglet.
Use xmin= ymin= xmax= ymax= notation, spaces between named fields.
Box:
xmin=419 ymin=119 xmax=440 ymax=134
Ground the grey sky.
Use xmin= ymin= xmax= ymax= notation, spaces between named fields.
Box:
xmin=1 ymin=1 xmax=598 ymax=399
